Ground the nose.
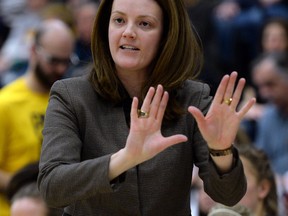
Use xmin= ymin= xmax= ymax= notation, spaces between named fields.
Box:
xmin=122 ymin=24 xmax=136 ymax=39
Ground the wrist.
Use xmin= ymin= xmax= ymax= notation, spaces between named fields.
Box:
xmin=208 ymin=145 xmax=234 ymax=157
xmin=109 ymin=149 xmax=136 ymax=180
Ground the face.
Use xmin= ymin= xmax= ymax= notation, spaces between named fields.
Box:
xmin=262 ymin=23 xmax=288 ymax=52
xmin=108 ymin=0 xmax=163 ymax=76
xmin=11 ymin=198 xmax=48 ymax=216
xmin=252 ymin=60 xmax=288 ymax=109
xmin=34 ymin=44 xmax=73 ymax=89
xmin=238 ymin=157 xmax=260 ymax=213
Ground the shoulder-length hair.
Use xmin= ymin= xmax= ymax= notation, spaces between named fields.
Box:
xmin=89 ymin=0 xmax=203 ymax=120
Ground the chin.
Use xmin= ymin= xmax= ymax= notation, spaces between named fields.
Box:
xmin=117 ymin=64 xmax=142 ymax=71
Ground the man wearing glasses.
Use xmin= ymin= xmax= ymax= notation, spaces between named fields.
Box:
xmin=0 ymin=19 xmax=75 ymax=216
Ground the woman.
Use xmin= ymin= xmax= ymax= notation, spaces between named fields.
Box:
xmin=38 ymin=0 xmax=255 ymax=215
xmin=238 ymin=146 xmax=278 ymax=216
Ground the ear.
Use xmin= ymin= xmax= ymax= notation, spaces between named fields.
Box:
xmin=258 ymin=179 xmax=271 ymax=199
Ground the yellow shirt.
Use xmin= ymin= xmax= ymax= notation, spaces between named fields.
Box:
xmin=0 ymin=77 xmax=49 ymax=216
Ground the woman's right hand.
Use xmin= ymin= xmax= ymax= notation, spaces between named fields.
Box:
xmin=109 ymin=85 xmax=187 ymax=180
xmin=125 ymin=85 xmax=187 ymax=164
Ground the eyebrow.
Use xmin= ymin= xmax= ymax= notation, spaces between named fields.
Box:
xmin=111 ymin=11 xmax=159 ymax=22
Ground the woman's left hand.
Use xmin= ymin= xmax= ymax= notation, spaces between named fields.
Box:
xmin=188 ymin=71 xmax=256 ymax=149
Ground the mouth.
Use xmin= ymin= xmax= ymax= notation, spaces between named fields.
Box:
xmin=120 ymin=45 xmax=140 ymax=51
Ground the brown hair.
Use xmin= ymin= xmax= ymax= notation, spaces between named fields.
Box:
xmin=238 ymin=146 xmax=278 ymax=216
xmin=89 ymin=0 xmax=203 ymax=120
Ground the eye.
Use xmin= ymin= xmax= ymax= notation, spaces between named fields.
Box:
xmin=139 ymin=21 xmax=151 ymax=29
xmin=114 ymin=18 xmax=125 ymax=24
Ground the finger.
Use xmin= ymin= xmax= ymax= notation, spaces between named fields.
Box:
xmin=158 ymin=135 xmax=188 ymax=150
xmin=149 ymin=85 xmax=164 ymax=119
xmin=230 ymin=78 xmax=245 ymax=110
xmin=131 ymin=97 xmax=139 ymax=121
xmin=155 ymin=91 xmax=169 ymax=123
xmin=223 ymin=71 xmax=238 ymax=102
xmin=141 ymin=87 xmax=155 ymax=114
xmin=213 ymin=74 xmax=230 ymax=104
xmin=238 ymin=98 xmax=256 ymax=119
xmin=188 ymin=106 xmax=205 ymax=127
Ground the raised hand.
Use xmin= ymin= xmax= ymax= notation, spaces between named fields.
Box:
xmin=124 ymin=85 xmax=187 ymax=165
xmin=188 ymin=71 xmax=256 ymax=150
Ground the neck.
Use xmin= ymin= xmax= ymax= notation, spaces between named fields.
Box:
xmin=25 ymin=70 xmax=50 ymax=94
xmin=254 ymin=202 xmax=266 ymax=216
xmin=116 ymin=68 xmax=147 ymax=98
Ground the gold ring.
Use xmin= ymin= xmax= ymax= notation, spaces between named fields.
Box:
xmin=223 ymin=98 xmax=233 ymax=106
xmin=138 ymin=109 xmax=149 ymax=118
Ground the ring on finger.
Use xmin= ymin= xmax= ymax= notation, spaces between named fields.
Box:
xmin=223 ymin=98 xmax=233 ymax=106
xmin=138 ymin=109 xmax=149 ymax=118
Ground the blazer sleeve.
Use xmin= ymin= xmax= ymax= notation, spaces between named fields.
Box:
xmin=38 ymin=80 xmax=114 ymax=208
xmin=191 ymin=82 xmax=247 ymax=206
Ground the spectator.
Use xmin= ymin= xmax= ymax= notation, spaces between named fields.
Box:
xmin=261 ymin=17 xmax=288 ymax=54
xmin=213 ymin=0 xmax=288 ymax=86
xmin=68 ymin=0 xmax=99 ymax=77
xmin=0 ymin=19 xmax=75 ymax=216
xmin=251 ymin=52 xmax=288 ymax=176
xmin=6 ymin=162 xmax=62 ymax=216
xmin=10 ymin=183 xmax=49 ymax=216
xmin=237 ymin=145 xmax=278 ymax=216
xmin=241 ymin=18 xmax=288 ymax=140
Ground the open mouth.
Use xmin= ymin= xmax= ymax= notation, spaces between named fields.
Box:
xmin=120 ymin=45 xmax=140 ymax=51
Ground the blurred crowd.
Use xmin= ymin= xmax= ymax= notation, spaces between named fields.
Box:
xmin=1 ymin=0 xmax=288 ymax=215
xmin=0 ymin=0 xmax=100 ymax=86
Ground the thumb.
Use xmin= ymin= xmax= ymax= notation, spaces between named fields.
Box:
xmin=188 ymin=106 xmax=205 ymax=127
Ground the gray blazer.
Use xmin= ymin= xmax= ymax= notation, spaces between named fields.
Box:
xmin=38 ymin=75 xmax=246 ymax=216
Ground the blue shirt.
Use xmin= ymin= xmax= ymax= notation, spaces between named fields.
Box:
xmin=255 ymin=105 xmax=288 ymax=175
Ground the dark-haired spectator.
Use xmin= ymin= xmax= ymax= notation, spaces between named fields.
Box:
xmin=6 ymin=162 xmax=62 ymax=216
